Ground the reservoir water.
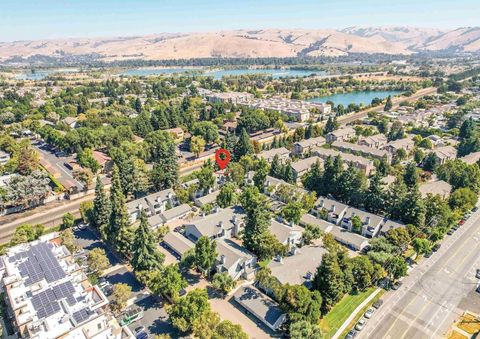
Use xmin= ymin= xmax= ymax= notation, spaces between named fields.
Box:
xmin=309 ymin=90 xmax=403 ymax=107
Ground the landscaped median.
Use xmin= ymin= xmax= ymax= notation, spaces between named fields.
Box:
xmin=319 ymin=287 xmax=378 ymax=338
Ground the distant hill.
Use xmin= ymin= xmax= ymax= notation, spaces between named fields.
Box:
xmin=1 ymin=27 xmax=479 ymax=62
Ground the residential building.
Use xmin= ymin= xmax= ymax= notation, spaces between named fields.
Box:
xmin=63 ymin=116 xmax=78 ymax=129
xmin=419 ymin=180 xmax=452 ymax=199
xmin=0 ymin=235 xmax=132 ymax=339
xmin=162 ymin=232 xmax=195 ymax=258
xmin=158 ymin=203 xmax=192 ymax=224
xmin=194 ymin=190 xmax=220 ymax=207
xmin=326 ymin=127 xmax=356 ymax=143
xmin=292 ymin=136 xmax=326 ymax=156
xmin=92 ymin=151 xmax=113 ymax=174
xmin=233 ymin=285 xmax=287 ymax=332
xmin=384 ymin=137 xmax=415 ymax=155
xmin=340 ymin=207 xmax=384 ymax=238
xmin=310 ymin=197 xmax=348 ymax=225
xmin=291 ymin=156 xmax=323 ymax=181
xmin=215 ymin=239 xmax=256 ymax=280
xmin=184 ymin=206 xmax=244 ymax=242
xmin=0 ymin=150 xmax=11 ymax=164
xmin=205 ymin=91 xmax=254 ymax=104
xmin=379 ymin=220 xmax=406 ymax=237
xmin=269 ymin=219 xmax=302 ymax=248
xmin=165 ymin=127 xmax=185 ymax=142
xmin=332 ymin=141 xmax=391 ymax=163
xmin=358 ymin=134 xmax=388 ymax=149
xmin=299 ymin=213 xmax=334 ymax=233
xmin=247 ymin=98 xmax=331 ymax=122
xmin=459 ymin=151 xmax=480 ymax=165
xmin=431 ymin=146 xmax=457 ymax=164
xmin=312 ymin=147 xmax=375 ymax=175
xmin=127 ymin=188 xmax=177 ymax=223
xmin=267 ymin=244 xmax=326 ymax=287
xmin=329 ymin=225 xmax=370 ymax=251
xmin=259 ymin=147 xmax=290 ymax=163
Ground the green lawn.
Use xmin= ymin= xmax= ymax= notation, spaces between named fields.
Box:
xmin=319 ymin=287 xmax=377 ymax=338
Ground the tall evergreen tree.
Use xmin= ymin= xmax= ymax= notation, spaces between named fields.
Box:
xmin=146 ymin=131 xmax=179 ymax=190
xmin=364 ymin=173 xmax=385 ymax=214
xmin=109 ymin=165 xmax=133 ymax=257
xmin=131 ymin=210 xmax=165 ymax=271
xmin=323 ymin=156 xmax=344 ymax=196
xmin=303 ymin=160 xmax=324 ymax=195
xmin=283 ymin=162 xmax=295 ymax=184
xmin=234 ymin=128 xmax=253 ymax=161
xmin=403 ymin=162 xmax=419 ymax=188
xmin=92 ymin=176 xmax=110 ymax=241
xmin=384 ymin=95 xmax=393 ymax=111
xmin=222 ymin=130 xmax=237 ymax=153
xmin=313 ymin=253 xmax=346 ymax=313
xmin=324 ymin=116 xmax=338 ymax=134
xmin=253 ymin=158 xmax=270 ymax=189
xmin=337 ymin=165 xmax=366 ymax=206
xmin=400 ymin=186 xmax=426 ymax=227
xmin=386 ymin=176 xmax=408 ymax=220
xmin=269 ymin=154 xmax=283 ymax=179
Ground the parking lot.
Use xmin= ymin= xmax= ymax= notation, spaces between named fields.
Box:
xmin=73 ymin=227 xmax=177 ymax=337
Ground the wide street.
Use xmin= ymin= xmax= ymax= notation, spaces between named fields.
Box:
xmin=357 ymin=208 xmax=480 ymax=339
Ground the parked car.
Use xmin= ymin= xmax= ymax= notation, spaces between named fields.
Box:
xmin=392 ymin=281 xmax=403 ymax=290
xmin=136 ymin=332 xmax=148 ymax=339
xmin=476 ymin=285 xmax=480 ymax=293
xmin=447 ymin=229 xmax=454 ymax=235
xmin=78 ymin=223 xmax=88 ymax=230
xmin=355 ymin=319 xmax=366 ymax=331
xmin=364 ymin=308 xmax=374 ymax=319
xmin=345 ymin=330 xmax=357 ymax=338
xmin=476 ymin=269 xmax=480 ymax=279
xmin=473 ymin=207 xmax=478 ymax=212
xmin=458 ymin=219 xmax=465 ymax=225
xmin=134 ymin=327 xmax=146 ymax=335
xmin=432 ymin=243 xmax=441 ymax=252
xmin=372 ymin=299 xmax=383 ymax=309
xmin=102 ymin=284 xmax=114 ymax=296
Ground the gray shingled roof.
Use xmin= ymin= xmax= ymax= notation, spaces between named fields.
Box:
xmin=163 ymin=232 xmax=195 ymax=256
xmin=160 ymin=203 xmax=192 ymax=223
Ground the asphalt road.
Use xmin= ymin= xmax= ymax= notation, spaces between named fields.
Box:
xmin=357 ymin=208 xmax=480 ymax=339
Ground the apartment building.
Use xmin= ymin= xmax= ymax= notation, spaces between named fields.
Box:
xmin=326 ymin=127 xmax=356 ymax=143
xmin=126 ymin=188 xmax=177 ymax=223
xmin=331 ymin=141 xmax=391 ymax=163
xmin=312 ymin=147 xmax=375 ymax=175
xmin=292 ymin=136 xmax=326 ymax=156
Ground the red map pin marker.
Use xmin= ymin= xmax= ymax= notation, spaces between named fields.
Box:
xmin=215 ymin=148 xmax=231 ymax=170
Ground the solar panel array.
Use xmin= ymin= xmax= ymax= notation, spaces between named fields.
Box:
xmin=52 ymin=281 xmax=76 ymax=306
xmin=31 ymin=289 xmax=61 ymax=319
xmin=72 ymin=308 xmax=91 ymax=324
xmin=17 ymin=243 xmax=66 ymax=286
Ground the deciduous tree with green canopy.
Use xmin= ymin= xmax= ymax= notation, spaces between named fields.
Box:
xmin=167 ymin=288 xmax=211 ymax=333
xmin=194 ymin=236 xmax=217 ymax=277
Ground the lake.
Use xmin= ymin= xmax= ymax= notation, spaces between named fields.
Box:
xmin=308 ymin=90 xmax=403 ymax=107
xmin=15 ymin=68 xmax=79 ymax=80
xmin=120 ymin=67 xmax=325 ymax=79
xmin=205 ymin=68 xmax=325 ymax=79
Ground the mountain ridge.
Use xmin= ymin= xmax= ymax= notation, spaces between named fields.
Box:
xmin=1 ymin=27 xmax=479 ymax=62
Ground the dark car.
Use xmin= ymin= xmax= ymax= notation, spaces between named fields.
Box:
xmin=345 ymin=329 xmax=357 ymax=338
xmin=447 ymin=229 xmax=454 ymax=235
xmin=392 ymin=281 xmax=403 ymax=290
xmin=372 ymin=299 xmax=384 ymax=309
xmin=432 ymin=243 xmax=441 ymax=252
xmin=476 ymin=269 xmax=480 ymax=279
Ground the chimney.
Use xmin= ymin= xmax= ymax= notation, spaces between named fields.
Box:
xmin=365 ymin=216 xmax=370 ymax=225
xmin=291 ymin=246 xmax=298 ymax=255
xmin=218 ymin=221 xmax=224 ymax=228
xmin=220 ymin=255 xmax=226 ymax=265
xmin=232 ymin=215 xmax=237 ymax=223
xmin=332 ymin=205 xmax=336 ymax=212
xmin=320 ymin=199 xmax=324 ymax=208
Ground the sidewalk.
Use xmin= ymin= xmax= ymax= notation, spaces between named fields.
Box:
xmin=332 ymin=288 xmax=382 ymax=339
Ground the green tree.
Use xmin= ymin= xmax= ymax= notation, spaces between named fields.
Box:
xmin=216 ymin=182 xmax=237 ymax=208
xmin=147 ymin=130 xmax=178 ymax=190
xmin=192 ymin=121 xmax=219 ymax=144
xmin=167 ymin=289 xmax=211 ymax=333
xmin=253 ymin=158 xmax=270 ymax=189
xmin=350 ymin=256 xmax=374 ymax=291
xmin=324 ymin=116 xmax=338 ymax=134
xmin=87 ymin=248 xmax=110 ymax=277
xmin=61 ymin=212 xmax=75 ymax=230
xmin=384 ymin=95 xmax=393 ymax=111
xmin=234 ymin=128 xmax=253 ymax=161
xmin=131 ymin=210 xmax=165 ymax=271
xmin=364 ymin=173 xmax=385 ymax=214
xmin=9 ymin=224 xmax=44 ymax=246
xmin=197 ymin=162 xmax=216 ymax=193
xmin=289 ymin=320 xmax=322 ymax=339
xmin=109 ymin=165 xmax=133 ymax=257
xmin=111 ymin=283 xmax=132 ymax=313
xmin=93 ymin=176 xmax=110 ymax=240
xmin=313 ymin=252 xmax=346 ymax=313
xmin=403 ymin=162 xmax=419 ymax=188
xmin=280 ymin=201 xmax=304 ymax=224
xmin=277 ymin=284 xmax=322 ymax=324
xmin=213 ymin=320 xmax=248 ymax=339
xmin=212 ymin=272 xmax=236 ymax=295
xmin=149 ymin=264 xmax=188 ymax=302
xmin=449 ymin=187 xmax=478 ymax=212
xmin=79 ymin=200 xmax=94 ymax=224
xmin=302 ymin=223 xmax=323 ymax=245
xmin=190 ymin=136 xmax=206 ymax=158
xmin=412 ymin=238 xmax=431 ymax=258
xmin=60 ymin=228 xmax=78 ymax=253
xmin=194 ymin=236 xmax=217 ymax=277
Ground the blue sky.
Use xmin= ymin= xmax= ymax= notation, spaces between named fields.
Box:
xmin=1 ymin=0 xmax=479 ymax=41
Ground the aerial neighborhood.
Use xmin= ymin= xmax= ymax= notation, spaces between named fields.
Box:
xmin=1 ymin=32 xmax=480 ymax=339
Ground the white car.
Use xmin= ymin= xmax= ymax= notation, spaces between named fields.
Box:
xmin=364 ymin=308 xmax=374 ymax=319
xmin=355 ymin=319 xmax=366 ymax=331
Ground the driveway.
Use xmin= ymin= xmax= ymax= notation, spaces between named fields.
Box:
xmin=128 ymin=295 xmax=181 ymax=338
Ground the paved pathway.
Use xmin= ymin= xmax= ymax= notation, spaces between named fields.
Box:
xmin=332 ymin=288 xmax=382 ymax=339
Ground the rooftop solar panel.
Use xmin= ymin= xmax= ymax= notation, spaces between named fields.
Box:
xmin=72 ymin=308 xmax=90 ymax=324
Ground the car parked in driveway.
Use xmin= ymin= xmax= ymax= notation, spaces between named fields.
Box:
xmin=364 ymin=308 xmax=374 ymax=319
xmin=355 ymin=319 xmax=366 ymax=331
